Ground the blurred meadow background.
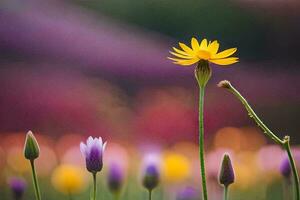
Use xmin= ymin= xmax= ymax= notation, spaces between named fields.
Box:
xmin=0 ymin=0 xmax=300 ymax=200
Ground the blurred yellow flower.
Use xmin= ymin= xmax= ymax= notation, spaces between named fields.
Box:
xmin=232 ymin=152 xmax=261 ymax=189
xmin=168 ymin=37 xmax=238 ymax=66
xmin=7 ymin=147 xmax=30 ymax=173
xmin=162 ymin=153 xmax=191 ymax=183
xmin=51 ymin=164 xmax=87 ymax=194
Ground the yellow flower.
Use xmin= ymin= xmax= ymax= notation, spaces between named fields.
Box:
xmin=51 ymin=164 xmax=87 ymax=194
xmin=168 ymin=37 xmax=238 ymax=66
xmin=162 ymin=152 xmax=191 ymax=183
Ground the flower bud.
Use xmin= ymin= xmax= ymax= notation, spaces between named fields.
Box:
xmin=217 ymin=80 xmax=232 ymax=89
xmin=8 ymin=177 xmax=27 ymax=200
xmin=219 ymin=154 xmax=235 ymax=187
xmin=108 ymin=163 xmax=124 ymax=194
xmin=142 ymin=164 xmax=159 ymax=191
xmin=194 ymin=60 xmax=212 ymax=87
xmin=24 ymin=131 xmax=40 ymax=160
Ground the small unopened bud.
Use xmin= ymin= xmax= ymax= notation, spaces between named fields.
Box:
xmin=108 ymin=163 xmax=124 ymax=194
xmin=219 ymin=154 xmax=235 ymax=187
xmin=217 ymin=80 xmax=232 ymax=89
xmin=24 ymin=131 xmax=40 ymax=160
xmin=8 ymin=177 xmax=27 ymax=200
xmin=142 ymin=164 xmax=159 ymax=191
xmin=280 ymin=157 xmax=291 ymax=179
xmin=194 ymin=60 xmax=212 ymax=87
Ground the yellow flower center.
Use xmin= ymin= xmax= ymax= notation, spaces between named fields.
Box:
xmin=196 ymin=50 xmax=211 ymax=60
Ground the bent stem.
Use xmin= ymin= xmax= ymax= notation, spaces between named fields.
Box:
xmin=30 ymin=160 xmax=41 ymax=200
xmin=93 ymin=173 xmax=97 ymax=200
xmin=223 ymin=186 xmax=228 ymax=200
xmin=199 ymin=86 xmax=208 ymax=200
xmin=219 ymin=81 xmax=283 ymax=145
xmin=219 ymin=80 xmax=300 ymax=200
xmin=284 ymin=137 xmax=300 ymax=200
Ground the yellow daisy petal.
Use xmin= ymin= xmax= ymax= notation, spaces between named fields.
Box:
xmin=211 ymin=48 xmax=237 ymax=59
xmin=199 ymin=39 xmax=208 ymax=50
xmin=169 ymin=51 xmax=194 ymax=59
xmin=179 ymin=42 xmax=194 ymax=54
xmin=207 ymin=40 xmax=219 ymax=55
xmin=210 ymin=57 xmax=239 ymax=66
xmin=176 ymin=58 xmax=199 ymax=66
xmin=173 ymin=47 xmax=189 ymax=56
xmin=167 ymin=57 xmax=187 ymax=62
xmin=191 ymin=38 xmax=200 ymax=51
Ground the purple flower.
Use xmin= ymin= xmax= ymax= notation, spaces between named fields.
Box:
xmin=8 ymin=177 xmax=26 ymax=200
xmin=108 ymin=163 xmax=124 ymax=193
xmin=280 ymin=157 xmax=291 ymax=179
xmin=176 ymin=186 xmax=199 ymax=200
xmin=80 ymin=137 xmax=107 ymax=173
xmin=142 ymin=164 xmax=160 ymax=191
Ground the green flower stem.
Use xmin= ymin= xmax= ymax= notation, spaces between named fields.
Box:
xmin=148 ymin=190 xmax=152 ymax=200
xmin=30 ymin=160 xmax=41 ymax=200
xmin=284 ymin=137 xmax=300 ymax=200
xmin=114 ymin=193 xmax=120 ymax=200
xmin=219 ymin=81 xmax=283 ymax=145
xmin=218 ymin=80 xmax=300 ymax=200
xmin=224 ymin=186 xmax=228 ymax=200
xmin=199 ymin=86 xmax=208 ymax=200
xmin=68 ymin=192 xmax=73 ymax=200
xmin=93 ymin=173 xmax=97 ymax=200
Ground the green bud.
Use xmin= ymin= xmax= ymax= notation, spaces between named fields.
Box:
xmin=194 ymin=60 xmax=212 ymax=87
xmin=24 ymin=131 xmax=40 ymax=160
xmin=219 ymin=154 xmax=235 ymax=187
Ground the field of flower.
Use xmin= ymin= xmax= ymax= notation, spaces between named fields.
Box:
xmin=1 ymin=0 xmax=300 ymax=200
xmin=0 ymin=127 xmax=298 ymax=200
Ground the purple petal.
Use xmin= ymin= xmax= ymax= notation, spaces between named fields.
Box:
xmin=103 ymin=142 xmax=107 ymax=151
xmin=80 ymin=142 xmax=87 ymax=156
xmin=87 ymin=136 xmax=94 ymax=147
xmin=86 ymin=145 xmax=103 ymax=172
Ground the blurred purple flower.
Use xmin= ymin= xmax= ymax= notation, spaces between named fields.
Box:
xmin=80 ymin=137 xmax=107 ymax=173
xmin=176 ymin=186 xmax=199 ymax=200
xmin=8 ymin=177 xmax=26 ymax=200
xmin=108 ymin=163 xmax=124 ymax=193
xmin=142 ymin=164 xmax=160 ymax=191
xmin=280 ymin=157 xmax=291 ymax=179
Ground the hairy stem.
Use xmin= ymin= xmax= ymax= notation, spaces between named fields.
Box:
xmin=221 ymin=82 xmax=283 ymax=145
xmin=199 ymin=86 xmax=208 ymax=200
xmin=284 ymin=138 xmax=300 ymax=200
xmin=219 ymin=81 xmax=299 ymax=200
